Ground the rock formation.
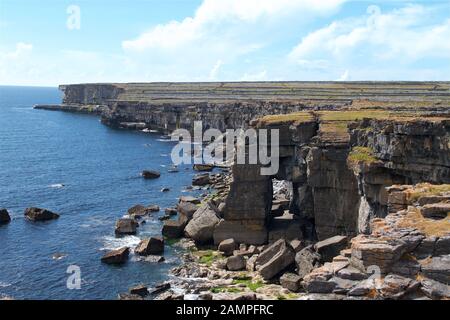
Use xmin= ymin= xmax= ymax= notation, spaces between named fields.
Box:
xmin=101 ymin=247 xmax=130 ymax=265
xmin=0 ymin=209 xmax=11 ymax=224
xmin=24 ymin=207 xmax=60 ymax=221
xmin=34 ymin=81 xmax=450 ymax=300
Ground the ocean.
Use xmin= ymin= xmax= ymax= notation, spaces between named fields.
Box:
xmin=0 ymin=86 xmax=199 ymax=299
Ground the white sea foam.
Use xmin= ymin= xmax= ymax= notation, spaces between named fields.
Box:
xmin=142 ymin=129 xmax=158 ymax=133
xmin=0 ymin=281 xmax=11 ymax=288
xmin=49 ymin=183 xmax=65 ymax=188
xmin=100 ymin=235 xmax=141 ymax=251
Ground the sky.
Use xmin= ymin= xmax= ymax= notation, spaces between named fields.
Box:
xmin=0 ymin=0 xmax=450 ymax=86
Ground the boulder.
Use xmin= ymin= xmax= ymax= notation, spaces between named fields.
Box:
xmin=233 ymin=293 xmax=257 ymax=300
xmin=155 ymin=291 xmax=184 ymax=300
xmin=256 ymin=239 xmax=295 ymax=280
xmin=0 ymin=209 xmax=11 ymax=224
xmin=24 ymin=207 xmax=59 ymax=221
xmin=177 ymin=201 xmax=198 ymax=225
xmin=435 ymin=236 xmax=450 ymax=256
xmin=128 ymin=204 xmax=159 ymax=218
xmin=329 ymin=277 xmax=358 ymax=294
xmin=164 ymin=208 xmax=178 ymax=216
xmin=379 ymin=274 xmax=419 ymax=299
xmin=101 ymin=247 xmax=129 ymax=265
xmin=179 ymin=196 xmax=201 ymax=204
xmin=135 ymin=237 xmax=164 ymax=255
xmin=391 ymin=258 xmax=421 ymax=278
xmin=193 ymin=164 xmax=214 ymax=172
xmin=184 ymin=204 xmax=220 ymax=244
xmin=301 ymin=265 xmax=334 ymax=294
xmin=129 ymin=284 xmax=148 ymax=297
xmin=421 ymin=255 xmax=450 ymax=284
xmin=304 ymin=280 xmax=336 ymax=294
xmin=218 ymin=238 xmax=237 ymax=256
xmin=280 ymin=272 xmax=301 ymax=292
xmin=314 ymin=235 xmax=348 ymax=263
xmin=295 ymin=246 xmax=322 ymax=279
xmin=336 ymin=267 xmax=368 ymax=281
xmin=347 ymin=279 xmax=376 ymax=296
xmin=142 ymin=170 xmax=160 ymax=179
xmin=192 ymin=173 xmax=210 ymax=186
xmin=420 ymin=278 xmax=450 ymax=299
xmin=115 ymin=218 xmax=138 ymax=235
xmin=420 ymin=203 xmax=450 ymax=219
xmin=226 ymin=255 xmax=246 ymax=271
xmin=149 ymin=282 xmax=171 ymax=295
xmin=162 ymin=219 xmax=184 ymax=238
xmin=118 ymin=293 xmax=144 ymax=300
xmin=350 ymin=235 xmax=406 ymax=274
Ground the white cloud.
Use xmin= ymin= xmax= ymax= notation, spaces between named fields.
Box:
xmin=336 ymin=70 xmax=349 ymax=81
xmin=119 ymin=0 xmax=348 ymax=82
xmin=123 ymin=0 xmax=346 ymax=52
xmin=289 ymin=4 xmax=450 ymax=63
xmin=209 ymin=59 xmax=223 ymax=80
xmin=2 ymin=1 xmax=450 ymax=85
xmin=3 ymin=42 xmax=33 ymax=59
xmin=0 ymin=43 xmax=35 ymax=84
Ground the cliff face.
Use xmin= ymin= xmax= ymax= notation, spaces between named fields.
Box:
xmin=349 ymin=118 xmax=450 ymax=234
xmin=217 ymin=111 xmax=449 ymax=244
xmin=101 ymin=101 xmax=312 ymax=133
xmin=48 ymin=82 xmax=450 ymax=133
xmin=59 ymin=84 xmax=124 ymax=105
xmin=35 ymin=82 xmax=450 ymax=245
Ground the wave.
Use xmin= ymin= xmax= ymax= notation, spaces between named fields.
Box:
xmin=99 ymin=235 xmax=141 ymax=251
xmin=49 ymin=183 xmax=65 ymax=188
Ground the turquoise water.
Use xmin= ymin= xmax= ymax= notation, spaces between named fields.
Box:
xmin=0 ymin=86 xmax=198 ymax=299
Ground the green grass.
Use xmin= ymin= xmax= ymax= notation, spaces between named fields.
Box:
xmin=232 ymin=279 xmax=265 ymax=292
xmin=348 ymin=146 xmax=378 ymax=164
xmin=257 ymin=112 xmax=314 ymax=126
xmin=195 ymin=250 xmax=223 ymax=266
xmin=210 ymin=286 xmax=244 ymax=294
xmin=276 ymin=293 xmax=298 ymax=300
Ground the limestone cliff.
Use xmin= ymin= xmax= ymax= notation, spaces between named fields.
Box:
xmin=35 ymin=82 xmax=450 ymax=244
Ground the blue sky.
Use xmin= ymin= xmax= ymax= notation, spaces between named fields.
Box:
xmin=1 ymin=0 xmax=450 ymax=85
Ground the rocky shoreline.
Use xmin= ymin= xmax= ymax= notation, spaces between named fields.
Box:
xmin=117 ymin=182 xmax=449 ymax=301
xmin=31 ymin=82 xmax=449 ymax=300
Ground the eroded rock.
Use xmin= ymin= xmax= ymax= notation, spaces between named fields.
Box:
xmin=256 ymin=239 xmax=295 ymax=280
xmin=115 ymin=218 xmax=138 ymax=235
xmin=135 ymin=237 xmax=164 ymax=256
xmin=0 ymin=209 xmax=11 ymax=224
xmin=101 ymin=247 xmax=129 ymax=265
xmin=184 ymin=204 xmax=220 ymax=244
xmin=24 ymin=207 xmax=59 ymax=221
xmin=142 ymin=170 xmax=160 ymax=179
